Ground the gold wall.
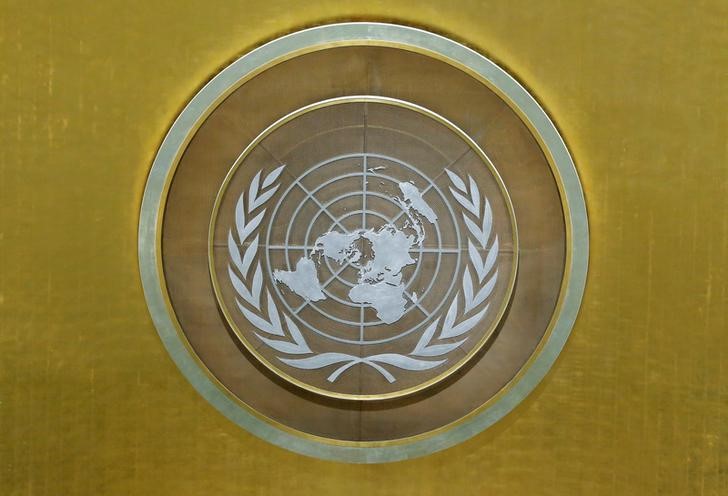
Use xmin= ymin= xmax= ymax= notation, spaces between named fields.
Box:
xmin=1 ymin=1 xmax=727 ymax=494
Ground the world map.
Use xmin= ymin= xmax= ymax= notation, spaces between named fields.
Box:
xmin=273 ymin=182 xmax=437 ymax=324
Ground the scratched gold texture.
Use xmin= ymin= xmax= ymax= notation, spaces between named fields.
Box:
xmin=1 ymin=1 xmax=727 ymax=494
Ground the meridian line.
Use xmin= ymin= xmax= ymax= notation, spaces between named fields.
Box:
xmin=361 ymin=106 xmax=368 ymax=342
xmin=362 ymin=156 xmax=367 ymax=231
xmin=361 ymin=152 xmax=367 ymax=341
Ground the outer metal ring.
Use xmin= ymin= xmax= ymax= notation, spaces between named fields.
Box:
xmin=139 ymin=22 xmax=588 ymax=463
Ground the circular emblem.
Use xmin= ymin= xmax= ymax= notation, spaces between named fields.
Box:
xmin=140 ymin=23 xmax=588 ymax=462
xmin=209 ymin=97 xmax=518 ymax=400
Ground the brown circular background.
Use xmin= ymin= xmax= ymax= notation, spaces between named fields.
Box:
xmin=161 ymin=45 xmax=566 ymax=442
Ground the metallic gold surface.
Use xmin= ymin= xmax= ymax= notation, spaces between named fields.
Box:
xmin=1 ymin=0 xmax=726 ymax=494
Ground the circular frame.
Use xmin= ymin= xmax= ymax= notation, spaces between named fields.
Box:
xmin=139 ymin=22 xmax=588 ymax=463
xmin=207 ymin=95 xmax=519 ymax=401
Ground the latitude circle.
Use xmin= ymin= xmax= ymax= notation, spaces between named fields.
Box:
xmin=140 ymin=23 xmax=588 ymax=463
xmin=270 ymin=152 xmax=462 ymax=343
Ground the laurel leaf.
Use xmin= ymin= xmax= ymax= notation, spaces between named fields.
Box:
xmin=482 ymin=198 xmax=493 ymax=242
xmin=255 ymin=334 xmax=309 ymax=354
xmin=262 ymin=164 xmax=285 ymax=188
xmin=473 ymin=271 xmax=497 ymax=309
xmin=469 ymin=175 xmax=480 ymax=215
xmin=239 ymin=211 xmax=264 ymax=245
xmin=247 ymin=171 xmax=262 ymax=212
xmin=239 ymin=301 xmax=276 ymax=335
xmin=266 ymin=291 xmax=283 ymax=335
xmin=284 ymin=315 xmax=311 ymax=352
xmin=228 ymin=266 xmax=256 ymax=307
xmin=443 ymin=305 xmax=488 ymax=338
xmin=240 ymin=235 xmax=258 ymax=277
xmin=463 ymin=215 xmax=485 ymax=247
xmin=250 ymin=184 xmax=279 ymax=211
xmin=227 ymin=230 xmax=243 ymax=272
xmin=234 ymin=193 xmax=246 ymax=242
xmin=467 ymin=240 xmax=486 ymax=282
xmin=446 ymin=169 xmax=467 ymax=193
xmin=440 ymin=298 xmax=458 ymax=339
xmin=280 ymin=353 xmax=357 ymax=369
xmin=250 ymin=264 xmax=262 ymax=309
xmin=450 ymin=188 xmax=478 ymax=216
xmin=463 ymin=268 xmax=475 ymax=312
xmin=413 ymin=319 xmax=439 ymax=354
xmin=411 ymin=339 xmax=467 ymax=357
xmin=483 ymin=236 xmax=499 ymax=276
xmin=367 ymin=354 xmax=446 ymax=371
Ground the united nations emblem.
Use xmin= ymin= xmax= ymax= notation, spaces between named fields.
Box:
xmin=140 ymin=24 xmax=587 ymax=461
xmin=209 ymin=97 xmax=517 ymax=399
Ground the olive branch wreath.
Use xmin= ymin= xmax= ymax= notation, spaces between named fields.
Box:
xmin=225 ymin=166 xmax=499 ymax=383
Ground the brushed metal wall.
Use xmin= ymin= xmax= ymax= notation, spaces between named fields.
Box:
xmin=1 ymin=1 xmax=726 ymax=494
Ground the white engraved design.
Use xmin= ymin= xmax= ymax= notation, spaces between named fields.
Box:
xmin=274 ymin=181 xmax=431 ymax=325
xmin=264 ymin=153 xmax=460 ymax=343
xmin=226 ymin=166 xmax=499 ymax=383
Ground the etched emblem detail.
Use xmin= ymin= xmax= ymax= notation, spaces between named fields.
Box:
xmin=225 ymin=161 xmax=499 ymax=383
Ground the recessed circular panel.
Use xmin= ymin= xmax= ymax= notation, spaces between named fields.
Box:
xmin=139 ymin=23 xmax=588 ymax=462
